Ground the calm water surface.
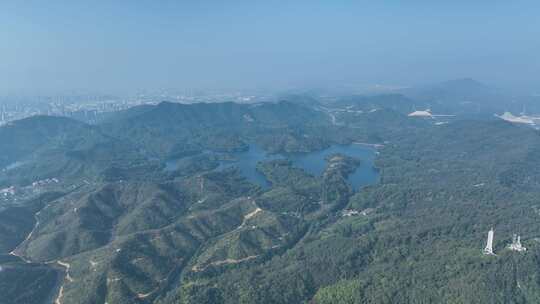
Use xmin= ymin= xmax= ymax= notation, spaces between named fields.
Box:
xmin=286 ymin=144 xmax=379 ymax=190
xmin=167 ymin=144 xmax=379 ymax=190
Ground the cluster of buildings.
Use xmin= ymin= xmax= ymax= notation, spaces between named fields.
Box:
xmin=0 ymin=96 xmax=157 ymax=125
xmin=0 ymin=90 xmax=271 ymax=126
xmin=0 ymin=178 xmax=61 ymax=203
xmin=342 ymin=208 xmax=374 ymax=217
xmin=483 ymin=228 xmax=527 ymax=256
xmin=32 ymin=178 xmax=59 ymax=187
xmin=0 ymin=186 xmax=16 ymax=197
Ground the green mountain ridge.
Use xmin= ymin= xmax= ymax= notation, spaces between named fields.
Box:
xmin=2 ymin=98 xmax=540 ymax=303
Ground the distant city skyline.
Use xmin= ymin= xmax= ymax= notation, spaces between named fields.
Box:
xmin=1 ymin=1 xmax=539 ymax=94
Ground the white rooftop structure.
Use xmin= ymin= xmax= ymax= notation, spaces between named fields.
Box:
xmin=496 ymin=112 xmax=535 ymax=125
xmin=408 ymin=109 xmax=432 ymax=117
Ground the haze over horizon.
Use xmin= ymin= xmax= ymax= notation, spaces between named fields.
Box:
xmin=1 ymin=1 xmax=539 ymax=94
xmin=5 ymin=3 xmax=540 ymax=304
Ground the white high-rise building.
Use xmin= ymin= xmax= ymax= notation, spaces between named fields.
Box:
xmin=483 ymin=228 xmax=495 ymax=255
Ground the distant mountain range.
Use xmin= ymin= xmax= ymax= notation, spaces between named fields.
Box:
xmin=398 ymin=78 xmax=501 ymax=102
xmin=317 ymin=78 xmax=540 ymax=118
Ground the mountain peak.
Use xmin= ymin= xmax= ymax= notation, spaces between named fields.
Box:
xmin=436 ymin=78 xmax=489 ymax=89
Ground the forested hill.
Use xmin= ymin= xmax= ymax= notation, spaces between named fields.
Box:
xmin=106 ymin=100 xmax=329 ymax=128
xmin=314 ymin=120 xmax=540 ymax=303
xmin=2 ymin=98 xmax=540 ymax=304
xmin=0 ymin=116 xmax=90 ymax=168
xmin=100 ymin=100 xmax=332 ymax=157
xmin=0 ymin=115 xmax=148 ymax=187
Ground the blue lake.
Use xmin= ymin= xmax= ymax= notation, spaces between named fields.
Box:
xmin=286 ymin=144 xmax=379 ymax=190
xmin=215 ymin=145 xmax=282 ymax=189
xmin=167 ymin=144 xmax=379 ymax=190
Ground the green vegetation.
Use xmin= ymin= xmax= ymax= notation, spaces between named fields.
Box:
xmin=0 ymin=262 xmax=61 ymax=304
xmin=2 ymin=99 xmax=540 ymax=304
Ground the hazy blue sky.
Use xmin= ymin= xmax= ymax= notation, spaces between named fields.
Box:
xmin=1 ymin=1 xmax=539 ymax=94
